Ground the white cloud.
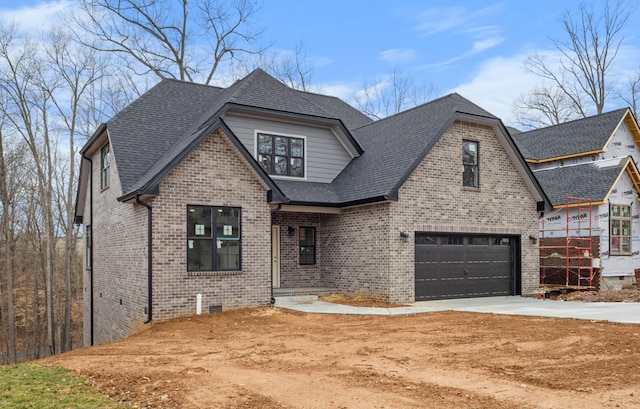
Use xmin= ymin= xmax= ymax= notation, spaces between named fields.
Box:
xmin=471 ymin=36 xmax=504 ymax=53
xmin=450 ymin=53 xmax=543 ymax=126
xmin=319 ymin=81 xmax=361 ymax=101
xmin=0 ymin=0 xmax=75 ymax=31
xmin=423 ymin=35 xmax=505 ymax=69
xmin=378 ymin=48 xmax=418 ymax=64
xmin=415 ymin=5 xmax=503 ymax=36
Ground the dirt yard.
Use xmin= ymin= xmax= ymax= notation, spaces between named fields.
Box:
xmin=40 ymin=300 xmax=640 ymax=409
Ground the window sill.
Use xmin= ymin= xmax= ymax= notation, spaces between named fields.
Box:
xmin=187 ymin=270 xmax=242 ymax=277
xmin=462 ymin=186 xmax=480 ymax=192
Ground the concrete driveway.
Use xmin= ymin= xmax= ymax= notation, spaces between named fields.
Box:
xmin=275 ymin=296 xmax=640 ymax=325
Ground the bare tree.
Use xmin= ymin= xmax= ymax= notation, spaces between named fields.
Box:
xmin=618 ymin=68 xmax=640 ymax=118
xmin=352 ymin=69 xmax=435 ymax=119
xmin=0 ymin=22 xmax=58 ymax=355
xmin=520 ymin=0 xmax=636 ymax=124
xmin=0 ymin=125 xmax=17 ymax=364
xmin=74 ymin=0 xmax=267 ymax=85
xmin=42 ymin=29 xmax=107 ymax=352
xmin=267 ymin=41 xmax=315 ymax=92
xmin=514 ymin=86 xmax=586 ymax=129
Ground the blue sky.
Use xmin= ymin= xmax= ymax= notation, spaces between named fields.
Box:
xmin=2 ymin=0 xmax=640 ymax=126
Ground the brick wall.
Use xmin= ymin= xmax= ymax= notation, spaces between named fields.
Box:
xmin=86 ymin=129 xmax=272 ymax=344
xmin=84 ymin=144 xmax=148 ymax=345
xmin=388 ymin=120 xmax=541 ymax=300
xmin=271 ymin=213 xmax=324 ymax=288
xmin=150 ymin=129 xmax=272 ymax=322
xmin=317 ymin=204 xmax=392 ymax=298
xmin=266 ymin=121 xmax=541 ymax=304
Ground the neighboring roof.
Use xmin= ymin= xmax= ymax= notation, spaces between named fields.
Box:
xmin=513 ymin=108 xmax=630 ymax=161
xmin=533 ymin=157 xmax=640 ymax=206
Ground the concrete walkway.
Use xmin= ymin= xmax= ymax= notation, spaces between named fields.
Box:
xmin=275 ymin=296 xmax=640 ymax=325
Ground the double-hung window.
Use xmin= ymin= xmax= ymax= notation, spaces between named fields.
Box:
xmin=610 ymin=204 xmax=631 ymax=255
xmin=100 ymin=144 xmax=110 ymax=189
xmin=299 ymin=227 xmax=316 ymax=265
xmin=257 ymin=133 xmax=305 ymax=177
xmin=187 ymin=206 xmax=241 ymax=271
xmin=462 ymin=140 xmax=478 ymax=188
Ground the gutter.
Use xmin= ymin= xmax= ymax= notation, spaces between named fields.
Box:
xmin=136 ymin=195 xmax=153 ymax=324
xmin=82 ymin=155 xmax=94 ymax=346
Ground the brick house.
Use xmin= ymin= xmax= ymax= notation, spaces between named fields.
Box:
xmin=513 ymin=109 xmax=640 ymax=290
xmin=75 ymin=69 xmax=549 ymax=345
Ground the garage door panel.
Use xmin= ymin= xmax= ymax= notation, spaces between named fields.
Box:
xmin=415 ymin=234 xmax=516 ymax=301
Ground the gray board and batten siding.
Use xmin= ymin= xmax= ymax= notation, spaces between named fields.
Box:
xmin=223 ymin=113 xmax=353 ymax=183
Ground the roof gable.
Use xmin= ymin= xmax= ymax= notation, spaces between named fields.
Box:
xmin=331 ymin=93 xmax=520 ymax=203
xmin=533 ymin=157 xmax=640 ymax=206
xmin=513 ymin=108 xmax=630 ymax=161
xmin=104 ymin=79 xmax=223 ymax=194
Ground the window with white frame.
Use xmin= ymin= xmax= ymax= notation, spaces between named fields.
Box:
xmin=610 ymin=204 xmax=632 ymax=255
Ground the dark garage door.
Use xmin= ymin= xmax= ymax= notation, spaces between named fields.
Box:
xmin=415 ymin=234 xmax=517 ymax=301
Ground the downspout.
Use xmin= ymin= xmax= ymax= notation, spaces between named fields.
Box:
xmin=269 ymin=203 xmax=283 ymax=304
xmin=136 ymin=195 xmax=153 ymax=324
xmin=83 ymin=155 xmax=94 ymax=346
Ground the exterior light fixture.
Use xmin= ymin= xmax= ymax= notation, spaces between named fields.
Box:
xmin=400 ymin=231 xmax=409 ymax=242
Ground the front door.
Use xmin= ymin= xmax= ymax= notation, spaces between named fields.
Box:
xmin=271 ymin=225 xmax=281 ymax=288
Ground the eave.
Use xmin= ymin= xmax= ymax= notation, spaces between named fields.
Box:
xmin=525 ymin=149 xmax=605 ymax=164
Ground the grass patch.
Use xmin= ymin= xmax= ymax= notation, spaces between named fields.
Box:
xmin=0 ymin=364 xmax=128 ymax=409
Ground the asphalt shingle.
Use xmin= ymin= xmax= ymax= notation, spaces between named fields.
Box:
xmin=513 ymin=109 xmax=628 ymax=160
xmin=532 ymin=159 xmax=627 ymax=205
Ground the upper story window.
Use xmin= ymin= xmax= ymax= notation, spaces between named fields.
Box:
xmin=610 ymin=204 xmax=631 ymax=255
xmin=257 ymin=133 xmax=305 ymax=178
xmin=100 ymin=144 xmax=110 ymax=189
xmin=462 ymin=140 xmax=478 ymax=188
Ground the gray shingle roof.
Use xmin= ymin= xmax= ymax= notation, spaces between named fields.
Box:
xmin=532 ymin=158 xmax=627 ymax=205
xmin=331 ymin=93 xmax=498 ymax=203
xmin=513 ymin=109 xmax=628 ymax=160
xmin=107 ymin=79 xmax=223 ymax=194
xmin=274 ymin=180 xmax=341 ymax=204
xmin=99 ymin=69 xmax=368 ymax=198
xmin=84 ymin=69 xmax=545 ymax=208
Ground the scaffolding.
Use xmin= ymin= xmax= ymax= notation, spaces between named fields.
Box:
xmin=539 ymin=195 xmax=600 ymax=289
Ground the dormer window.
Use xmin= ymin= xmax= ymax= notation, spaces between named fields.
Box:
xmin=257 ymin=133 xmax=305 ymax=177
